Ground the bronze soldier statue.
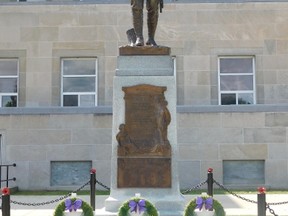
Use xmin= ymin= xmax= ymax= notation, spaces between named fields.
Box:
xmin=131 ymin=0 xmax=163 ymax=46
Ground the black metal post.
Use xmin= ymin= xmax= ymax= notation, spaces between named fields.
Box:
xmin=7 ymin=164 xmax=16 ymax=188
xmin=0 ymin=166 xmax=2 ymax=188
xmin=2 ymin=193 xmax=11 ymax=216
xmin=1 ymin=178 xmax=16 ymax=183
xmin=1 ymin=164 xmax=16 ymax=188
xmin=90 ymin=168 xmax=96 ymax=211
xmin=257 ymin=187 xmax=266 ymax=216
xmin=6 ymin=166 xmax=9 ymax=187
xmin=207 ymin=168 xmax=213 ymax=197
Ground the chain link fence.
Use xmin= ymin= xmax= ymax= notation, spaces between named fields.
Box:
xmin=1 ymin=171 xmax=288 ymax=216
xmin=0 ymin=177 xmax=110 ymax=208
xmin=10 ymin=180 xmax=90 ymax=207
xmin=213 ymin=179 xmax=284 ymax=216
xmin=181 ymin=180 xmax=207 ymax=195
xmin=96 ymin=179 xmax=110 ymax=191
xmin=213 ymin=180 xmax=257 ymax=204
xmin=180 ymin=175 xmax=287 ymax=216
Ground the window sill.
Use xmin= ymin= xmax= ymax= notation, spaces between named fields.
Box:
xmin=177 ymin=104 xmax=288 ymax=113
xmin=0 ymin=106 xmax=112 ymax=115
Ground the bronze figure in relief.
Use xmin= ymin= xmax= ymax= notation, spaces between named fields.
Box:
xmin=117 ymin=84 xmax=172 ymax=188
xmin=117 ymin=84 xmax=171 ymax=157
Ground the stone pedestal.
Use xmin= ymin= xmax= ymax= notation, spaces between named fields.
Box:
xmin=103 ymin=46 xmax=184 ymax=216
xmin=194 ymin=210 xmax=215 ymax=216
xmin=63 ymin=212 xmax=83 ymax=216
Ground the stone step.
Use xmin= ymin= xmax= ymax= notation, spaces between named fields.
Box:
xmin=158 ymin=210 xmax=184 ymax=216
xmin=95 ymin=208 xmax=117 ymax=216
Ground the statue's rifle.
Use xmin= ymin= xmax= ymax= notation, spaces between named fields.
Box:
xmin=160 ymin=0 xmax=164 ymax=13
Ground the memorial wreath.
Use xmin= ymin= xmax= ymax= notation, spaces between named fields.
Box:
xmin=184 ymin=194 xmax=225 ymax=216
xmin=53 ymin=197 xmax=94 ymax=216
xmin=118 ymin=197 xmax=158 ymax=216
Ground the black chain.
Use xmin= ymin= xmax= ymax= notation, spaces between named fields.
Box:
xmin=96 ymin=179 xmax=110 ymax=191
xmin=10 ymin=180 xmax=90 ymax=206
xmin=6 ymin=174 xmax=288 ymax=213
xmin=181 ymin=180 xmax=207 ymax=194
xmin=215 ymin=179 xmax=288 ymax=207
xmin=213 ymin=180 xmax=257 ymax=204
xmin=267 ymin=200 xmax=288 ymax=206
xmin=266 ymin=203 xmax=279 ymax=216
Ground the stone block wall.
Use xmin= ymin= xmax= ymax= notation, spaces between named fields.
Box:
xmin=3 ymin=108 xmax=288 ymax=190
xmin=177 ymin=107 xmax=288 ymax=189
xmin=2 ymin=112 xmax=112 ymax=190
xmin=1 ymin=2 xmax=288 ymax=106
xmin=1 ymin=2 xmax=288 ymax=189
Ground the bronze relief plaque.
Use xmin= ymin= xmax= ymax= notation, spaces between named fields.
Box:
xmin=117 ymin=84 xmax=171 ymax=157
xmin=117 ymin=157 xmax=171 ymax=188
xmin=117 ymin=84 xmax=172 ymax=188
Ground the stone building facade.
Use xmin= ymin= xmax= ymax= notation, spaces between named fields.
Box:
xmin=1 ymin=0 xmax=288 ymax=190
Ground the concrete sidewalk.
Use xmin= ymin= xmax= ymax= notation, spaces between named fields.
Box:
xmin=3 ymin=194 xmax=288 ymax=216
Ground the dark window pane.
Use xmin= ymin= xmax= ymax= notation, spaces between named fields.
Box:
xmin=238 ymin=93 xmax=254 ymax=105
xmin=221 ymin=94 xmax=236 ymax=105
xmin=2 ymin=96 xmax=17 ymax=107
xmin=63 ymin=77 xmax=95 ymax=92
xmin=63 ymin=95 xmax=78 ymax=106
xmin=0 ymin=60 xmax=18 ymax=76
xmin=220 ymin=75 xmax=253 ymax=91
xmin=62 ymin=59 xmax=96 ymax=76
xmin=0 ymin=78 xmax=17 ymax=93
xmin=220 ymin=58 xmax=253 ymax=74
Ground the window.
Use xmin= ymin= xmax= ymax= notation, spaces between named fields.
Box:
xmin=218 ymin=56 xmax=255 ymax=105
xmin=61 ymin=58 xmax=97 ymax=107
xmin=51 ymin=161 xmax=92 ymax=186
xmin=0 ymin=59 xmax=18 ymax=107
xmin=0 ymin=134 xmax=2 ymax=164
xmin=223 ymin=160 xmax=264 ymax=185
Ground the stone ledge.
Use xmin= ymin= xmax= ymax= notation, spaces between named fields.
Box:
xmin=1 ymin=105 xmax=287 ymax=115
xmin=0 ymin=106 xmax=112 ymax=115
xmin=177 ymin=104 xmax=288 ymax=113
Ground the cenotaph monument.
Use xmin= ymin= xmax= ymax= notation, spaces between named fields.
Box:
xmin=103 ymin=1 xmax=185 ymax=215
xmin=103 ymin=45 xmax=185 ymax=215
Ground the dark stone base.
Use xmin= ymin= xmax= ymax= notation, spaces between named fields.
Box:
xmin=119 ymin=46 xmax=171 ymax=56
xmin=117 ymin=157 xmax=171 ymax=188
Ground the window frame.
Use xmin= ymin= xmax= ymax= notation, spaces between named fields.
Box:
xmin=0 ymin=134 xmax=2 ymax=164
xmin=61 ymin=57 xmax=98 ymax=107
xmin=218 ymin=56 xmax=256 ymax=105
xmin=0 ymin=58 xmax=19 ymax=107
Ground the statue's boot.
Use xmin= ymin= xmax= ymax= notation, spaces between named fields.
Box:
xmin=132 ymin=9 xmax=144 ymax=46
xmin=146 ymin=4 xmax=159 ymax=46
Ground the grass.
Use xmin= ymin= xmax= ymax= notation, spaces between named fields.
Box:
xmin=181 ymin=188 xmax=288 ymax=195
xmin=12 ymin=190 xmax=110 ymax=196
xmin=11 ymin=189 xmax=288 ymax=196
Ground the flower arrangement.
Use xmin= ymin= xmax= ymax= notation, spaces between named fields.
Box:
xmin=118 ymin=197 xmax=158 ymax=216
xmin=53 ymin=196 xmax=94 ymax=216
xmin=184 ymin=194 xmax=225 ymax=216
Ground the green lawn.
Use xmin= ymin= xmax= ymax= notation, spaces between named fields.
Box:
xmin=181 ymin=188 xmax=288 ymax=195
xmin=11 ymin=189 xmax=288 ymax=196
xmin=12 ymin=190 xmax=110 ymax=196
